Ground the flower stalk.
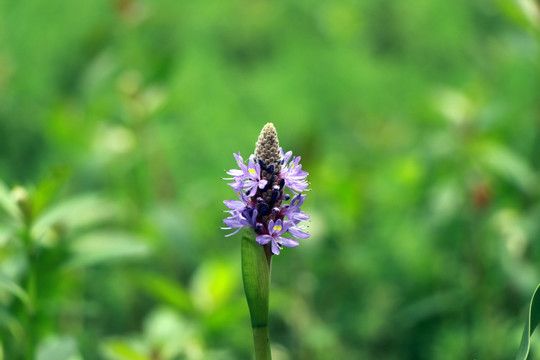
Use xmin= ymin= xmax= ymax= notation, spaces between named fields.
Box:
xmin=222 ymin=123 xmax=310 ymax=359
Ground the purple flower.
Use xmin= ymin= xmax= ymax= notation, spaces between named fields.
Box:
xmin=280 ymin=151 xmax=309 ymax=193
xmin=223 ymin=190 xmax=251 ymax=212
xmin=281 ymin=150 xmax=293 ymax=166
xmin=240 ymin=208 xmax=259 ymax=228
xmin=226 ymin=153 xmax=248 ymax=178
xmin=221 ymin=210 xmax=245 ymax=237
xmin=285 ymin=194 xmax=311 ymax=224
xmin=222 ymin=123 xmax=311 ymax=256
xmin=256 ymin=220 xmax=299 ymax=255
xmin=226 ymin=155 xmax=268 ymax=196
xmin=285 ymin=221 xmax=310 ymax=239
xmin=221 ymin=207 xmax=259 ymax=237
xmin=243 ymin=157 xmax=268 ymax=196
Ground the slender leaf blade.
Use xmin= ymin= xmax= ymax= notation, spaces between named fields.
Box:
xmin=0 ymin=273 xmax=30 ymax=308
xmin=63 ymin=232 xmax=149 ymax=270
xmin=515 ymin=284 xmax=540 ymax=360
xmin=241 ymin=229 xmax=270 ymax=328
xmin=241 ymin=229 xmax=272 ymax=360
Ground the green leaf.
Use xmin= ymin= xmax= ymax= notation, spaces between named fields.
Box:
xmin=32 ymin=194 xmax=120 ymax=241
xmin=101 ymin=339 xmax=147 ymax=360
xmin=36 ymin=336 xmax=82 ymax=360
xmin=0 ymin=273 xmax=30 ymax=309
xmin=479 ymin=142 xmax=536 ymax=193
xmin=0 ymin=307 xmax=24 ymax=343
xmin=136 ymin=272 xmax=194 ymax=313
xmin=190 ymin=260 xmax=237 ymax=313
xmin=515 ymin=284 xmax=540 ymax=360
xmin=63 ymin=231 xmax=149 ymax=270
xmin=143 ymin=307 xmax=190 ymax=359
xmin=241 ymin=229 xmax=272 ymax=360
xmin=0 ymin=180 xmax=21 ymax=222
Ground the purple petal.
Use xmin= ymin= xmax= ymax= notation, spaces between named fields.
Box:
xmin=278 ymin=237 xmax=299 ymax=247
xmin=250 ymin=209 xmax=258 ymax=226
xmin=253 ymin=160 xmax=262 ymax=179
xmin=291 ymin=194 xmax=306 ymax=208
xmin=223 ymin=200 xmax=246 ymax=210
xmin=267 ymin=219 xmax=275 ymax=234
xmin=282 ymin=150 xmax=293 ymax=165
xmin=246 ymin=158 xmax=260 ymax=180
xmin=271 ymin=219 xmax=288 ymax=236
xmin=244 ymin=181 xmax=258 ymax=196
xmin=222 ymin=216 xmax=242 ymax=228
xmin=228 ymin=180 xmax=244 ymax=192
xmin=291 ymin=212 xmax=310 ymax=222
xmin=288 ymin=226 xmax=310 ymax=239
xmin=240 ymin=208 xmax=258 ymax=228
xmin=287 ymin=180 xmax=309 ymax=192
xmin=224 ymin=228 xmax=242 ymax=237
xmin=271 ymin=240 xmax=281 ymax=255
xmin=293 ymin=167 xmax=308 ymax=176
xmin=226 ymin=169 xmax=244 ymax=177
xmin=256 ymin=235 xmax=272 ymax=245
xmin=235 ymin=190 xmax=249 ymax=202
xmin=233 ymin=153 xmax=244 ymax=168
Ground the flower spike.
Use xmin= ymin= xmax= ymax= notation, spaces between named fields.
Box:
xmin=222 ymin=123 xmax=310 ymax=256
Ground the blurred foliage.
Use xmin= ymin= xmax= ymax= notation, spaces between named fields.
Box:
xmin=0 ymin=0 xmax=540 ymax=359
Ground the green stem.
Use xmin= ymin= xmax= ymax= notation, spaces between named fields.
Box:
xmin=252 ymin=326 xmax=271 ymax=360
xmin=241 ymin=230 xmax=272 ymax=360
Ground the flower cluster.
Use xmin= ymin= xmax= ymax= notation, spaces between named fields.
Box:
xmin=222 ymin=123 xmax=310 ymax=255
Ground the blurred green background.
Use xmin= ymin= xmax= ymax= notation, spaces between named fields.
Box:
xmin=1 ymin=0 xmax=540 ymax=359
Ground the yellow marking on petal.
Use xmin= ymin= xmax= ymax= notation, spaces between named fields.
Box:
xmin=274 ymin=225 xmax=282 ymax=232
xmin=291 ymin=163 xmax=295 ymax=168
xmin=249 ymin=168 xmax=256 ymax=175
